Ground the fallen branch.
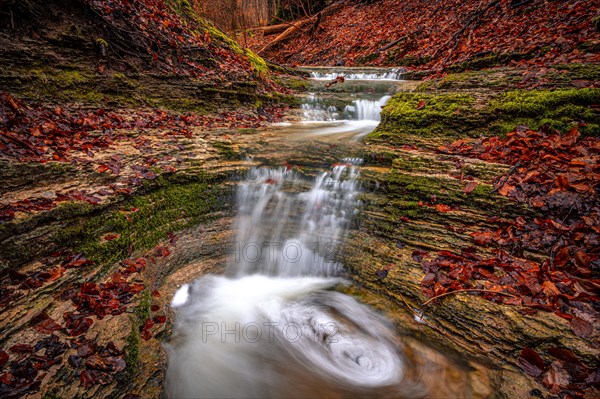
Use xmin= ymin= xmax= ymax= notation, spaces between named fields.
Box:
xmin=257 ymin=17 xmax=315 ymax=55
xmin=268 ymin=16 xmax=312 ymax=35
xmin=491 ymin=160 xmax=521 ymax=193
xmin=242 ymin=22 xmax=296 ymax=36
xmin=378 ymin=36 xmax=407 ymax=52
xmin=422 ymin=288 xmax=516 ymax=307
xmin=257 ymin=1 xmax=344 ymax=55
xmin=325 ymin=75 xmax=345 ymax=88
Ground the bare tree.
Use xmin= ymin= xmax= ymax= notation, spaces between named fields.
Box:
xmin=198 ymin=0 xmax=329 ymax=32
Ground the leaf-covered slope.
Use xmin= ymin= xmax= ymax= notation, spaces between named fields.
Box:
xmin=84 ymin=0 xmax=268 ymax=80
xmin=251 ymin=0 xmax=599 ymax=70
xmin=0 ymin=0 xmax=270 ymax=87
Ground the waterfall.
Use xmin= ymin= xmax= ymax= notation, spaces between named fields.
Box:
xmin=309 ymin=69 xmax=403 ymax=81
xmin=301 ymin=95 xmax=391 ymax=122
xmin=232 ymin=160 xmax=362 ymax=277
xmin=164 ymin=158 xmax=419 ymax=398
xmin=345 ymin=96 xmax=391 ymax=121
xmin=164 ymin=70 xmax=420 ymax=399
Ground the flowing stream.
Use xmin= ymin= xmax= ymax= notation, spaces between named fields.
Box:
xmin=164 ymin=71 xmax=440 ymax=398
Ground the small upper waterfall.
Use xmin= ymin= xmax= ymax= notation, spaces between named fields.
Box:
xmin=299 ymin=67 xmax=399 ymax=125
xmin=345 ymin=96 xmax=392 ymax=121
xmin=309 ymin=68 xmax=404 ymax=81
xmin=301 ymin=95 xmax=391 ymax=122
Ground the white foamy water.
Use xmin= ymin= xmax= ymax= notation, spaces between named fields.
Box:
xmin=165 ymin=275 xmax=415 ymax=398
xmin=301 ymin=94 xmax=391 ymax=123
xmin=232 ymin=161 xmax=361 ymax=277
xmin=310 ymin=69 xmax=403 ymax=81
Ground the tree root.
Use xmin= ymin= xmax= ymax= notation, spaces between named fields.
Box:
xmin=421 ymin=288 xmax=516 ymax=307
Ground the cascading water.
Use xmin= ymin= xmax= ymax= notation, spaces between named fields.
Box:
xmin=309 ymin=69 xmax=403 ymax=81
xmin=301 ymin=95 xmax=391 ymax=122
xmin=232 ymin=162 xmax=362 ymax=277
xmin=164 ymin=70 xmax=424 ymax=398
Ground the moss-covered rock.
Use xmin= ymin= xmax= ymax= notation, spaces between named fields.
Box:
xmin=488 ymin=88 xmax=600 ymax=135
xmin=0 ymin=171 xmax=228 ymax=274
xmin=447 ymin=52 xmax=528 ymax=73
xmin=367 ymin=92 xmax=486 ymax=146
xmin=68 ymin=174 xmax=226 ymax=273
xmin=368 ymin=86 xmax=600 ymax=148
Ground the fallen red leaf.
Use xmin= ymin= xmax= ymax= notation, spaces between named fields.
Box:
xmin=9 ymin=344 xmax=34 ymax=354
xmin=569 ymin=317 xmax=593 ymax=338
xmin=33 ymin=317 xmax=63 ymax=334
xmin=0 ymin=350 xmax=9 ymax=366
xmin=519 ymin=347 xmax=546 ymax=377
xmin=435 ymin=204 xmax=453 ymax=213
xmin=463 ymin=181 xmax=478 ymax=194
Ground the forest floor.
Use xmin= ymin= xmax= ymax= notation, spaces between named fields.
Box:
xmin=245 ymin=0 xmax=599 ymax=74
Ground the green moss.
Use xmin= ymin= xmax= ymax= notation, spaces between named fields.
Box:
xmin=23 ymin=68 xmax=91 ymax=94
xmin=48 ymin=162 xmax=77 ymax=175
xmin=488 ymin=88 xmax=600 ymax=135
xmin=593 ymin=15 xmax=600 ymax=33
xmin=447 ymin=52 xmax=527 ymax=72
xmin=387 ymin=172 xmax=448 ymax=201
xmin=135 ymin=289 xmax=152 ymax=323
xmin=53 ymin=201 xmax=95 ymax=220
xmin=3 ymin=175 xmax=224 ymax=272
xmin=577 ymin=41 xmax=600 ymax=54
xmin=356 ymin=53 xmax=380 ymax=65
xmin=369 ymin=87 xmax=600 ymax=147
xmin=383 ymin=161 xmax=529 ymax=217
xmin=49 ymin=69 xmax=91 ymax=86
xmin=207 ymin=28 xmax=267 ymax=75
xmin=124 ymin=322 xmax=141 ymax=375
xmin=552 ymin=63 xmax=600 ymax=81
xmin=275 ymin=76 xmax=309 ymax=92
xmin=392 ymin=156 xmax=448 ymax=173
xmin=166 ymin=0 xmax=268 ymax=76
xmin=95 ymin=38 xmax=109 ymax=47
xmin=213 ymin=141 xmax=238 ymax=160
xmin=384 ymin=200 xmax=425 ymax=219
xmin=16 ymin=66 xmax=141 ymax=105
xmin=472 ymin=183 xmax=493 ymax=197
xmin=67 ymin=174 xmax=223 ymax=273
xmin=112 ymin=72 xmax=139 ymax=89
xmin=150 ymin=95 xmax=208 ymax=112
xmin=367 ymin=92 xmax=483 ymax=145
xmin=463 ymin=163 xmax=506 ymax=181
xmin=244 ymin=49 xmax=269 ymax=76
xmin=60 ymin=88 xmax=105 ymax=103
xmin=364 ymin=148 xmax=398 ymax=166
xmin=439 ymin=70 xmax=517 ymax=90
